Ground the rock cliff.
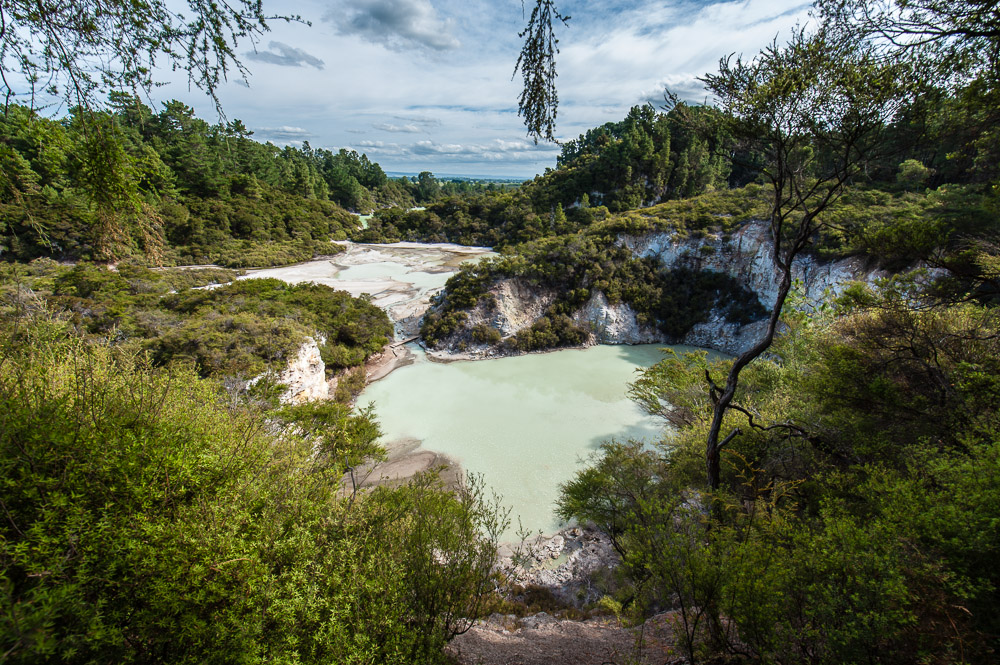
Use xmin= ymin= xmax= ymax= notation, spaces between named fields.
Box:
xmin=430 ymin=219 xmax=887 ymax=357
xmin=621 ymin=219 xmax=885 ymax=312
xmin=279 ymin=336 xmax=333 ymax=404
xmin=571 ymin=291 xmax=662 ymax=345
xmin=430 ymin=279 xmax=559 ymax=359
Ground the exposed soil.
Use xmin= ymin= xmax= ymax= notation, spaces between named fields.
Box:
xmin=446 ymin=612 xmax=683 ymax=665
xmin=352 ymin=436 xmax=462 ymax=490
xmin=364 ymin=341 xmax=416 ymax=384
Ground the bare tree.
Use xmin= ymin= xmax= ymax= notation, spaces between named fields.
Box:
xmin=512 ymin=7 xmax=911 ymax=490
xmin=815 ymin=0 xmax=1000 ymax=57
xmin=698 ymin=27 xmax=909 ymax=490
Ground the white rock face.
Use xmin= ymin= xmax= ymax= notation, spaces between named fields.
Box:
xmin=572 ymin=291 xmax=663 ymax=344
xmin=612 ymin=220 xmax=887 ymax=353
xmin=280 ymin=336 xmax=331 ymax=404
xmin=621 ymin=219 xmax=886 ymax=310
xmin=683 ymin=310 xmax=771 ymax=356
xmin=489 ymin=278 xmax=558 ymax=336
xmin=436 ymin=219 xmax=885 ymax=357
xmin=499 ymin=527 xmax=620 ymax=607
xmin=435 ymin=278 xmax=559 ymax=357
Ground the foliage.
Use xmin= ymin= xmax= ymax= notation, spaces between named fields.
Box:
xmin=547 ymin=104 xmax=734 ymax=211
xmin=560 ymin=281 xmax=1000 ymax=663
xmin=0 ymin=317 xmax=505 ymax=664
xmin=0 ymin=264 xmax=392 ymax=381
xmin=506 ymin=313 xmax=588 ymax=352
xmin=0 ymin=1 xmax=306 ymax=262
xmin=0 ymin=1 xmax=292 ymax=112
xmin=515 ymin=0 xmax=569 ymax=143
xmin=817 ymin=0 xmax=1000 ymax=188
xmin=192 ymin=237 xmax=345 ymax=269
xmin=158 ymin=278 xmax=393 ymax=375
xmin=354 ymin=191 xmax=541 ymax=249
xmin=0 ymin=102 xmax=410 ymax=264
xmin=356 ymin=105 xmax=741 ymax=251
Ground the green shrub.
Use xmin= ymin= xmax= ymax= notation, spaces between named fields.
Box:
xmin=0 ymin=321 xmax=506 ymax=664
xmin=2 ymin=266 xmax=392 ymax=379
xmin=471 ymin=324 xmax=502 ymax=345
xmin=508 ymin=314 xmax=588 ymax=352
xmin=559 ymin=292 xmax=1000 ymax=664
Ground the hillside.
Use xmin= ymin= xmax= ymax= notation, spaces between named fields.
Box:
xmin=3 ymin=0 xmax=1000 ymax=661
xmin=417 ymin=180 xmax=992 ymax=356
xmin=0 ymin=101 xmax=511 ymax=268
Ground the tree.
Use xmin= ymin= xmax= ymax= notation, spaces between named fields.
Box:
xmin=0 ymin=309 xmax=505 ymax=664
xmin=696 ymin=28 xmax=908 ymax=490
xmin=515 ymin=0 xmax=569 ymax=143
xmin=0 ymin=1 xmax=299 ymax=262
xmin=0 ymin=1 xmax=298 ymax=113
xmin=817 ymin=0 xmax=1000 ymax=187
xmin=816 ymin=0 xmax=1000 ymax=71
xmin=415 ymin=171 xmax=441 ymax=202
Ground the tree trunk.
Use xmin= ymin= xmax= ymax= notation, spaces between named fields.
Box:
xmin=705 ymin=257 xmax=794 ymax=490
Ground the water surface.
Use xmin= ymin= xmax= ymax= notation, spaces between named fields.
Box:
xmin=359 ymin=343 xmax=703 ymax=538
xmin=244 ymin=242 xmax=493 ymax=337
xmin=243 ymin=241 xmax=702 ymax=539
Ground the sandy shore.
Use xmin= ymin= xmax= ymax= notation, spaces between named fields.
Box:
xmin=364 ymin=341 xmax=416 ymax=384
xmin=356 ymin=341 xmax=462 ymax=490
xmin=350 ymin=435 xmax=463 ymax=490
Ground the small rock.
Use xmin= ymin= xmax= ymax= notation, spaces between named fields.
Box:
xmin=521 ymin=612 xmax=557 ymax=630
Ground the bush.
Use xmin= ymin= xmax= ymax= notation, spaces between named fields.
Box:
xmin=471 ymin=323 xmax=502 ymax=345
xmin=508 ymin=314 xmax=588 ymax=352
xmin=2 ymin=266 xmax=393 ymax=380
xmin=559 ymin=291 xmax=1000 ymax=664
xmin=0 ymin=321 xmax=506 ymax=664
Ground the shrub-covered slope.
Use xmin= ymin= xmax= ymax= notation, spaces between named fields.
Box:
xmin=0 ymin=316 xmax=504 ymax=664
xmin=1 ymin=260 xmax=393 ymax=382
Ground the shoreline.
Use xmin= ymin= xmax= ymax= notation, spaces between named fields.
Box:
xmin=352 ymin=434 xmax=463 ymax=491
xmin=364 ymin=341 xmax=417 ymax=384
xmin=356 ymin=339 xmax=460 ymax=492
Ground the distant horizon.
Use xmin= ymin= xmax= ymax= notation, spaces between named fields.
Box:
xmin=384 ymin=170 xmax=533 ymax=182
xmin=143 ymin=0 xmax=811 ymax=177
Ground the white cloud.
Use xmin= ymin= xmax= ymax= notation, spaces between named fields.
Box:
xmin=354 ymin=138 xmax=560 ymax=164
xmin=373 ymin=122 xmax=423 ymax=133
xmin=156 ymin=0 xmax=811 ymax=176
xmin=254 ymin=126 xmax=314 ymax=144
xmin=557 ymin=0 xmax=812 ymax=112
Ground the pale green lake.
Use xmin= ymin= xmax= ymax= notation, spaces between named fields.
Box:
xmin=248 ymin=242 xmax=696 ymax=538
xmin=359 ymin=343 xmax=700 ymax=538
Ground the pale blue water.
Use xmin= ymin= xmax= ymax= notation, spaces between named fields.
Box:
xmin=359 ymin=343 xmax=701 ymax=538
xmin=246 ymin=242 xmax=699 ymax=538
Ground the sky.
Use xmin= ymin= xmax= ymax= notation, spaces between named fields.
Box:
xmin=154 ymin=0 xmax=813 ymax=178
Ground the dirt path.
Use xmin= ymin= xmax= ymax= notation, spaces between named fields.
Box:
xmin=446 ymin=612 xmax=681 ymax=665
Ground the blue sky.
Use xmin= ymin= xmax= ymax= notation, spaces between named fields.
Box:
xmin=155 ymin=0 xmax=812 ymax=178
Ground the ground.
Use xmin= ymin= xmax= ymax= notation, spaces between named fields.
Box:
xmin=446 ymin=612 xmax=682 ymax=665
